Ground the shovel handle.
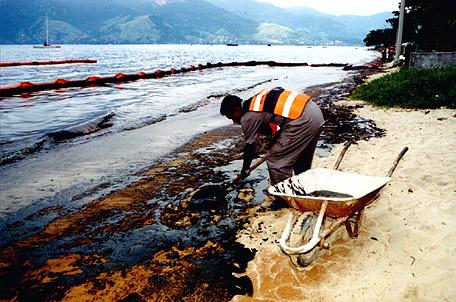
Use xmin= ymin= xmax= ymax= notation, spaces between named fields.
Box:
xmin=245 ymin=155 xmax=269 ymax=174
xmin=228 ymin=156 xmax=269 ymax=189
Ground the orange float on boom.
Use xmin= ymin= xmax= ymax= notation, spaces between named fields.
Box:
xmin=0 ymin=60 xmax=367 ymax=97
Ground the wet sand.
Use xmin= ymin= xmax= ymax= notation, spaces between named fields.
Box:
xmin=1 ymin=126 xmax=257 ymax=301
xmin=5 ymin=65 xmax=453 ymax=301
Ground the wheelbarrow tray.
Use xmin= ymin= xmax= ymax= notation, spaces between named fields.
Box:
xmin=268 ymin=168 xmax=391 ymax=218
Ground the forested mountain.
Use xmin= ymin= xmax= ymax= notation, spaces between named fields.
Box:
xmin=209 ymin=0 xmax=391 ymax=44
xmin=0 ymin=0 xmax=391 ymax=45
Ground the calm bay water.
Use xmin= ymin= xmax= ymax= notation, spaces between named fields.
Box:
xmin=0 ymin=44 xmax=378 ymax=164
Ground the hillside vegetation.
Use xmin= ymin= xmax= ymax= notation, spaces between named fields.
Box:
xmin=0 ymin=0 xmax=391 ymax=45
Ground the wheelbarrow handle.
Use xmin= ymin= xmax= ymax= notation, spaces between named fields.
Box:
xmin=333 ymin=141 xmax=352 ymax=170
xmin=387 ymin=146 xmax=409 ymax=177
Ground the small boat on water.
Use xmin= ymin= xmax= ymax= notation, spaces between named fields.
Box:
xmin=33 ymin=15 xmax=61 ymax=49
xmin=226 ymin=43 xmax=239 ymax=46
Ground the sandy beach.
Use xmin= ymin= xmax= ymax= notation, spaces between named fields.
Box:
xmin=233 ymin=99 xmax=456 ymax=301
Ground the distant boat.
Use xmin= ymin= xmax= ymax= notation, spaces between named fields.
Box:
xmin=267 ymin=43 xmax=272 ymax=47
xmin=33 ymin=15 xmax=61 ymax=49
xmin=226 ymin=43 xmax=239 ymax=46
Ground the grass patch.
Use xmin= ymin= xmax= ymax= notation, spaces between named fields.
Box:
xmin=351 ymin=67 xmax=456 ymax=109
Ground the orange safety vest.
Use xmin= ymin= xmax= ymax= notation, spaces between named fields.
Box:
xmin=248 ymin=87 xmax=311 ymax=119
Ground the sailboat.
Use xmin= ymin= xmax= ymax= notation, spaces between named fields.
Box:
xmin=33 ymin=15 xmax=61 ymax=48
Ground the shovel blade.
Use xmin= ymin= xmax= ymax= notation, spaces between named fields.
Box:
xmin=188 ymin=184 xmax=227 ymax=211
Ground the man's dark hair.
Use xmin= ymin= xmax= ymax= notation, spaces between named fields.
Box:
xmin=220 ymin=95 xmax=242 ymax=116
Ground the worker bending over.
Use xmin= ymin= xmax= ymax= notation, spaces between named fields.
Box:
xmin=220 ymin=86 xmax=325 ymax=187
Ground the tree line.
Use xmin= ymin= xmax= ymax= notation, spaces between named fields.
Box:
xmin=363 ymin=0 xmax=455 ymax=51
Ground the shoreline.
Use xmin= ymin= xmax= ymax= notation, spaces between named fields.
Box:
xmin=3 ymin=63 xmax=454 ymax=301
xmin=0 ymin=61 xmax=361 ymax=219
xmin=0 ymin=66 xmax=387 ymax=300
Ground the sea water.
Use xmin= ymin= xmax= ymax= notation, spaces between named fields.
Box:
xmin=0 ymin=44 xmax=379 ymax=220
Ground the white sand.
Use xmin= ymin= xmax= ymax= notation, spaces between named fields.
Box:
xmin=233 ymin=103 xmax=456 ymax=301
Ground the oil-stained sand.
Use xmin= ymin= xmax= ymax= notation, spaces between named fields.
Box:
xmin=0 ymin=69 xmax=385 ymax=301
xmin=1 ymin=126 xmax=258 ymax=301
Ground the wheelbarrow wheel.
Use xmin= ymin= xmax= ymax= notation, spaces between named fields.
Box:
xmin=289 ymin=213 xmax=324 ymax=268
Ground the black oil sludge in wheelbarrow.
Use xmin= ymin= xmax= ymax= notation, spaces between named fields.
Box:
xmin=268 ymin=144 xmax=409 ymax=267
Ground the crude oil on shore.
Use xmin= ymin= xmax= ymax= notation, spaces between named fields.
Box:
xmin=0 ymin=66 xmax=385 ymax=300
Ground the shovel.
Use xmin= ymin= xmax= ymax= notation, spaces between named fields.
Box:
xmin=187 ymin=156 xmax=269 ymax=211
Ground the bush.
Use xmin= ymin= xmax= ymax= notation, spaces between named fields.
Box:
xmin=351 ymin=67 xmax=456 ymax=109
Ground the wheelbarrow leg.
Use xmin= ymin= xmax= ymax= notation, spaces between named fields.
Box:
xmin=344 ymin=220 xmax=354 ymax=238
xmin=353 ymin=209 xmax=364 ymax=238
xmin=344 ymin=210 xmax=364 ymax=239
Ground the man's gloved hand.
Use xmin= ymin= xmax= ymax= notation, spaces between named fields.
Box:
xmin=240 ymin=168 xmax=250 ymax=179
xmin=241 ymin=143 xmax=255 ymax=180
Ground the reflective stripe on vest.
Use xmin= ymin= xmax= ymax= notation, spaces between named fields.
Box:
xmin=249 ymin=87 xmax=273 ymax=111
xmin=249 ymin=88 xmax=311 ymax=119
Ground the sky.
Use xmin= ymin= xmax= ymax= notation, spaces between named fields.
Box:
xmin=256 ymin=0 xmax=400 ymax=16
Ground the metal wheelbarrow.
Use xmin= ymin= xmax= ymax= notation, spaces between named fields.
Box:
xmin=267 ymin=143 xmax=409 ymax=267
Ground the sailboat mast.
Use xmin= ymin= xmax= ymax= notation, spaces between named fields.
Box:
xmin=45 ymin=15 xmax=49 ymax=46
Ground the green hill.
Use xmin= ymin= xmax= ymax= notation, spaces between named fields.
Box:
xmin=0 ymin=0 xmax=392 ymax=45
